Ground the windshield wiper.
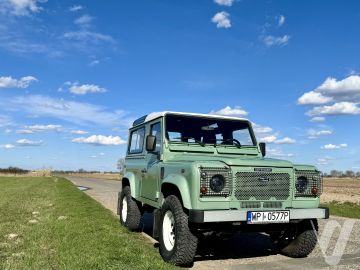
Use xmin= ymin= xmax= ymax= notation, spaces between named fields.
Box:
xmin=174 ymin=137 xmax=205 ymax=147
xmin=215 ymin=138 xmax=242 ymax=148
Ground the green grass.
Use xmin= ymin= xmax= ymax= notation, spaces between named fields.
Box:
xmin=321 ymin=201 xmax=360 ymax=219
xmin=0 ymin=177 xmax=175 ymax=270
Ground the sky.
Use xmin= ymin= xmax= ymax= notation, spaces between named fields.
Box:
xmin=0 ymin=0 xmax=359 ymax=172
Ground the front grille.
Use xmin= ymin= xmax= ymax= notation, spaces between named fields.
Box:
xmin=234 ymin=172 xmax=290 ymax=200
xmin=199 ymin=167 xmax=232 ymax=197
xmin=295 ymin=170 xmax=322 ymax=197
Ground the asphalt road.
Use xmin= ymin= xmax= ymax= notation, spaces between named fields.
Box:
xmin=66 ymin=176 xmax=360 ymax=270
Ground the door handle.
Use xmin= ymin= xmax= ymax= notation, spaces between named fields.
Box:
xmin=141 ymin=168 xmax=147 ymax=173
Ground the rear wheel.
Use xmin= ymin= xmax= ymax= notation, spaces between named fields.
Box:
xmin=119 ymin=186 xmax=142 ymax=230
xmin=159 ymin=195 xmax=198 ymax=266
xmin=271 ymin=219 xmax=318 ymax=258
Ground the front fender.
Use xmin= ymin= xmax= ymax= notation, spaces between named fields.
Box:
xmin=162 ymin=174 xmax=192 ymax=209
xmin=123 ymin=172 xmax=140 ymax=199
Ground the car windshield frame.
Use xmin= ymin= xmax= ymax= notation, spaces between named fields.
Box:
xmin=164 ymin=114 xmax=257 ymax=147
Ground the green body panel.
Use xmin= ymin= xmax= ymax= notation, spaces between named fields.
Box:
xmin=123 ymin=113 xmax=322 ymax=212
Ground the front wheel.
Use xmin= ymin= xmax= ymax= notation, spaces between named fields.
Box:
xmin=271 ymin=219 xmax=318 ymax=258
xmin=159 ymin=195 xmax=198 ymax=266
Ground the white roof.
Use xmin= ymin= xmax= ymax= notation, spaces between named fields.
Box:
xmin=144 ymin=111 xmax=249 ymax=123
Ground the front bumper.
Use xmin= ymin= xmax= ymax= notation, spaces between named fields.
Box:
xmin=189 ymin=207 xmax=329 ymax=223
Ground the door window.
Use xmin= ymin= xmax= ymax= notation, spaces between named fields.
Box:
xmin=150 ymin=122 xmax=162 ymax=152
xmin=128 ymin=127 xmax=145 ymax=154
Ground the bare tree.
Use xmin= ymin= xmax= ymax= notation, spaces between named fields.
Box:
xmin=117 ymin=158 xmax=125 ymax=175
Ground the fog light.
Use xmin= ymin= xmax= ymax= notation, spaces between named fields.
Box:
xmin=200 ymin=186 xmax=207 ymax=194
xmin=209 ymin=174 xmax=225 ymax=193
xmin=311 ymin=186 xmax=318 ymax=195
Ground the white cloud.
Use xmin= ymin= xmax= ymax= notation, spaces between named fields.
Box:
xmin=252 ymin=123 xmax=273 ymax=134
xmin=307 ymin=129 xmax=332 ymax=139
xmin=263 ymin=35 xmax=290 ymax=47
xmin=275 ymin=137 xmax=296 ymax=144
xmin=0 ymin=75 xmax=37 ymax=88
xmin=72 ymin=135 xmax=126 ymax=146
xmin=310 ymin=116 xmax=325 ymax=122
xmin=321 ymin=143 xmax=347 ymax=150
xmin=16 ymin=124 xmax=62 ymax=134
xmin=0 ymin=115 xmax=13 ymax=127
xmin=63 ymin=31 xmax=114 ymax=43
xmin=259 ymin=135 xmax=277 ymax=143
xmin=0 ymin=144 xmax=15 ymax=149
xmin=210 ymin=106 xmax=248 ymax=117
xmin=307 ymin=102 xmax=360 ymax=116
xmin=214 ymin=0 xmax=235 ymax=6
xmin=4 ymin=128 xmax=12 ymax=133
xmin=298 ymin=75 xmax=360 ymax=105
xmin=211 ymin=11 xmax=231 ymax=28
xmin=70 ymin=130 xmax=88 ymax=135
xmin=267 ymin=147 xmax=294 ymax=158
xmin=89 ymin=59 xmax=100 ymax=66
xmin=16 ymin=139 xmax=43 ymax=146
xmin=74 ymin=14 xmax=93 ymax=28
xmin=5 ymin=95 xmax=131 ymax=127
xmin=278 ymin=15 xmax=285 ymax=26
xmin=297 ymin=91 xmax=333 ymax=105
xmin=61 ymin=81 xmax=106 ymax=95
xmin=1 ymin=0 xmax=46 ymax=16
xmin=69 ymin=5 xmax=83 ymax=12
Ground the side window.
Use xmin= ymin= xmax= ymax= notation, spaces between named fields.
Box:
xmin=150 ymin=122 xmax=162 ymax=152
xmin=129 ymin=127 xmax=145 ymax=154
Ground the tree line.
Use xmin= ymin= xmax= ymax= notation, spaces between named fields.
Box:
xmin=324 ymin=170 xmax=360 ymax=178
xmin=0 ymin=167 xmax=30 ymax=175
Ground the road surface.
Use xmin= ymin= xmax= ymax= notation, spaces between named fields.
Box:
xmin=66 ymin=176 xmax=360 ymax=269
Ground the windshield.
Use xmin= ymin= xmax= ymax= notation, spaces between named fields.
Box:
xmin=165 ymin=114 xmax=256 ymax=147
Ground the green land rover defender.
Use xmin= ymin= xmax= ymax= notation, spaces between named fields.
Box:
xmin=118 ymin=111 xmax=328 ymax=266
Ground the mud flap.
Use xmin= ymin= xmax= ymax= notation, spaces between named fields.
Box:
xmin=152 ymin=209 xmax=161 ymax=239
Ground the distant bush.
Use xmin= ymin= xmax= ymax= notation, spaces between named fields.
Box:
xmin=0 ymin=167 xmax=29 ymax=175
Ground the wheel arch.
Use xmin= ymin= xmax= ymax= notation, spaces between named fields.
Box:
xmin=121 ymin=172 xmax=140 ymax=199
xmin=161 ymin=174 xmax=192 ymax=210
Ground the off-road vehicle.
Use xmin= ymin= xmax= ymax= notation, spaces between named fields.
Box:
xmin=118 ymin=111 xmax=328 ymax=266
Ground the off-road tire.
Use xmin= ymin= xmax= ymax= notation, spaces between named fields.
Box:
xmin=119 ymin=186 xmax=142 ymax=230
xmin=159 ymin=195 xmax=198 ymax=266
xmin=272 ymin=219 xmax=318 ymax=258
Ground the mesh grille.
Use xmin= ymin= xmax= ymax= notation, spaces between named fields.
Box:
xmin=241 ymin=201 xmax=261 ymax=208
xmin=295 ymin=170 xmax=322 ymax=197
xmin=263 ymin=201 xmax=283 ymax=208
xmin=199 ymin=167 xmax=232 ymax=197
xmin=234 ymin=172 xmax=290 ymax=200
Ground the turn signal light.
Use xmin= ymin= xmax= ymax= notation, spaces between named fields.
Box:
xmin=311 ymin=186 xmax=318 ymax=195
xmin=200 ymin=186 xmax=208 ymax=194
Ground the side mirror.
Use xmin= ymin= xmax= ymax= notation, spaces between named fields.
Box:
xmin=259 ymin=142 xmax=266 ymax=157
xmin=146 ymin=135 xmax=156 ymax=152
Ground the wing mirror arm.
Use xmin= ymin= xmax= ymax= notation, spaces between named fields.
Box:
xmin=259 ymin=142 xmax=266 ymax=157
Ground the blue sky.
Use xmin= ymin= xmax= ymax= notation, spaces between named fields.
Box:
xmin=0 ymin=0 xmax=359 ymax=172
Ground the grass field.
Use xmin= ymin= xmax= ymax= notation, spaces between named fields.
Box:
xmin=0 ymin=177 xmax=174 ymax=270
xmin=321 ymin=201 xmax=360 ymax=219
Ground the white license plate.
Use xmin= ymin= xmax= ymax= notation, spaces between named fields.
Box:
xmin=247 ymin=210 xmax=290 ymax=224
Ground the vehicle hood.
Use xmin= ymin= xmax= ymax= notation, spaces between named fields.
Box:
xmin=167 ymin=154 xmax=293 ymax=168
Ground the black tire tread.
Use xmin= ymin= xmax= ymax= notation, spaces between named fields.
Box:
xmin=119 ymin=186 xmax=142 ymax=231
xmin=280 ymin=219 xmax=318 ymax=258
xmin=159 ymin=195 xmax=198 ymax=266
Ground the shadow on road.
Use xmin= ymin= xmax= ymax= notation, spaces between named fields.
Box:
xmin=140 ymin=212 xmax=277 ymax=262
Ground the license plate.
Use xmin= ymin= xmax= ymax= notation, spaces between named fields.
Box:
xmin=247 ymin=210 xmax=290 ymax=224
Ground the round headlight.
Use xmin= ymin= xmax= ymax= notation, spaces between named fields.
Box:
xmin=210 ymin=174 xmax=225 ymax=193
xmin=296 ymin=176 xmax=308 ymax=193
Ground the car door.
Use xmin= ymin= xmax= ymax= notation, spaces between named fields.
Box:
xmin=125 ymin=126 xmax=146 ymax=194
xmin=140 ymin=121 xmax=162 ymax=201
